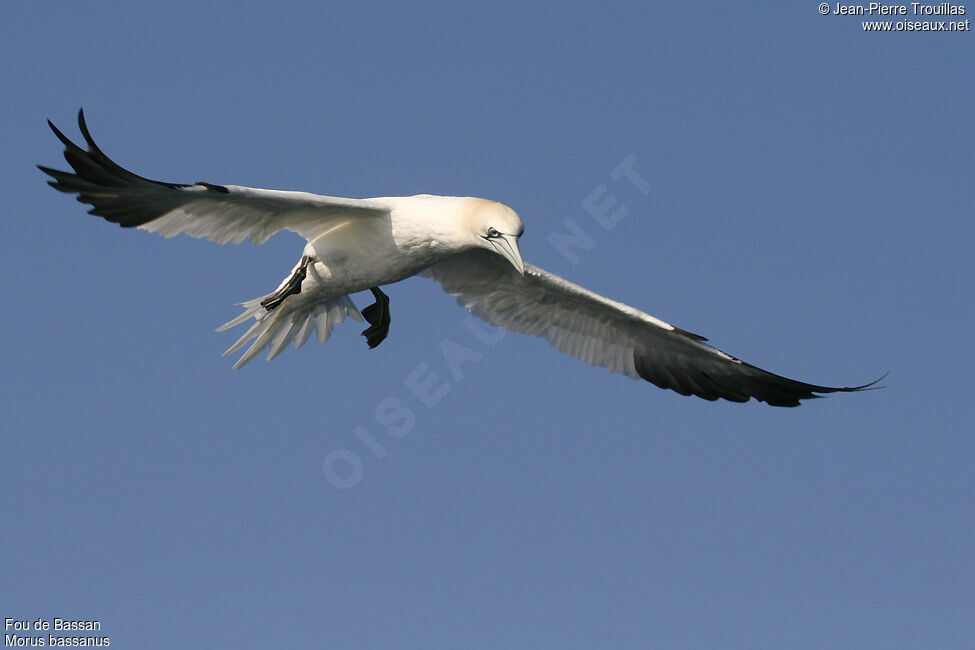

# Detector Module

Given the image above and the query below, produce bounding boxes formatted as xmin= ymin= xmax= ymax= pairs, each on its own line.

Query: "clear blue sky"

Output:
xmin=2 ymin=3 xmax=972 ymax=648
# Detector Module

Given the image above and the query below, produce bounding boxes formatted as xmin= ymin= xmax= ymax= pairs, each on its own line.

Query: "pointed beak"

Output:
xmin=491 ymin=234 xmax=525 ymax=275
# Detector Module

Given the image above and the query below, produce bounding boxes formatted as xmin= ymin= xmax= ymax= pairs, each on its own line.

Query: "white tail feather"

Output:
xmin=293 ymin=316 xmax=315 ymax=350
xmin=214 ymin=298 xmax=263 ymax=332
xmin=266 ymin=318 xmax=300 ymax=361
xmin=217 ymin=293 xmax=363 ymax=369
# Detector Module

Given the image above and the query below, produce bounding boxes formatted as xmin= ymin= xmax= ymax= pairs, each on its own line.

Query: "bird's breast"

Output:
xmin=305 ymin=218 xmax=444 ymax=292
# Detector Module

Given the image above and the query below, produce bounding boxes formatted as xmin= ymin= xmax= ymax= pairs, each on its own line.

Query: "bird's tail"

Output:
xmin=216 ymin=293 xmax=363 ymax=369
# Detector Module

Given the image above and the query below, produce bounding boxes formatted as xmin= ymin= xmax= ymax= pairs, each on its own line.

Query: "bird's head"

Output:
xmin=463 ymin=198 xmax=525 ymax=275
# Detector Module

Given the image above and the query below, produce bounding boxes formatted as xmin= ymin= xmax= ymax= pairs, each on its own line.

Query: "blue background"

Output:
xmin=2 ymin=3 xmax=972 ymax=648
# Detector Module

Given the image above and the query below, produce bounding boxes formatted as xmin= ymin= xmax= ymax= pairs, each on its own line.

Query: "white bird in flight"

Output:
xmin=40 ymin=110 xmax=881 ymax=406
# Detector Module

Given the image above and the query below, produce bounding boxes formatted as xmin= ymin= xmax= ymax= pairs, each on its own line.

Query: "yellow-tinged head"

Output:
xmin=461 ymin=198 xmax=525 ymax=275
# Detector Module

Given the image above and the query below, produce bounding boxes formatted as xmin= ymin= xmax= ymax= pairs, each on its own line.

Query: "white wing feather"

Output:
xmin=423 ymin=249 xmax=879 ymax=406
xmin=39 ymin=110 xmax=389 ymax=245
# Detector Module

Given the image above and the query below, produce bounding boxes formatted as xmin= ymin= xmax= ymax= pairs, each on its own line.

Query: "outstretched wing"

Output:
xmin=39 ymin=109 xmax=389 ymax=244
xmin=423 ymin=249 xmax=882 ymax=406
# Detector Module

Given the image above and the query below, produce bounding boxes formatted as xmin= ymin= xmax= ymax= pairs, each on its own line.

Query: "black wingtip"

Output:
xmin=77 ymin=108 xmax=96 ymax=149
xmin=844 ymin=371 xmax=888 ymax=393
xmin=40 ymin=109 xmax=196 ymax=227
xmin=46 ymin=118 xmax=74 ymax=149
xmin=37 ymin=164 xmax=58 ymax=181
xmin=45 ymin=108 xmax=90 ymax=148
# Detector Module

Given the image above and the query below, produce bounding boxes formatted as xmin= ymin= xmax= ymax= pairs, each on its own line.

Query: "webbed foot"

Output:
xmin=261 ymin=255 xmax=312 ymax=311
xmin=361 ymin=286 xmax=391 ymax=349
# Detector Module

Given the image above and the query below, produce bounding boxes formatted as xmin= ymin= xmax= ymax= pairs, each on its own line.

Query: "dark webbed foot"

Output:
xmin=261 ymin=255 xmax=312 ymax=311
xmin=361 ymin=286 xmax=391 ymax=349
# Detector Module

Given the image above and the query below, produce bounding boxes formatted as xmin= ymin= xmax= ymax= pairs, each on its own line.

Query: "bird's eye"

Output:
xmin=486 ymin=227 xmax=501 ymax=238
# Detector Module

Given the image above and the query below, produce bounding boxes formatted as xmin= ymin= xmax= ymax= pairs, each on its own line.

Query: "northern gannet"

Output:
xmin=39 ymin=111 xmax=881 ymax=406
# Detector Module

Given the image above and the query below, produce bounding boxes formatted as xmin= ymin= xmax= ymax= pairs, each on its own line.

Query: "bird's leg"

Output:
xmin=361 ymin=286 xmax=391 ymax=349
xmin=261 ymin=255 xmax=312 ymax=311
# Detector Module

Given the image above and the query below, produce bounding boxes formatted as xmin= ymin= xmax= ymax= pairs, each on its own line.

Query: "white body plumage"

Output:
xmin=39 ymin=110 xmax=880 ymax=405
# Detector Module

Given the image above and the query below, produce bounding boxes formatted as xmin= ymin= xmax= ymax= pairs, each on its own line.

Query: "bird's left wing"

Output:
xmin=39 ymin=110 xmax=389 ymax=244
xmin=422 ymin=249 xmax=881 ymax=406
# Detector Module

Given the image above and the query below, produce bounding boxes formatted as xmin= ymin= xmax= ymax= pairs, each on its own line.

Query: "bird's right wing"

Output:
xmin=423 ymin=249 xmax=881 ymax=406
xmin=39 ymin=110 xmax=389 ymax=245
